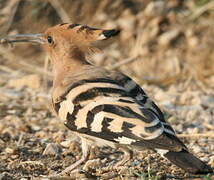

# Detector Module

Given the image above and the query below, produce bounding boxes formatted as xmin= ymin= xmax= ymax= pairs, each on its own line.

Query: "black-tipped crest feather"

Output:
xmin=102 ymin=29 xmax=120 ymax=39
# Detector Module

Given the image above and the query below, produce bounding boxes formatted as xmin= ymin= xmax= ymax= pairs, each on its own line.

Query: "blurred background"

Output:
xmin=0 ymin=0 xmax=214 ymax=87
xmin=0 ymin=0 xmax=213 ymax=179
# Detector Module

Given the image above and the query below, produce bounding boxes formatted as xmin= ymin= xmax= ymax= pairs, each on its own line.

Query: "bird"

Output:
xmin=1 ymin=23 xmax=212 ymax=175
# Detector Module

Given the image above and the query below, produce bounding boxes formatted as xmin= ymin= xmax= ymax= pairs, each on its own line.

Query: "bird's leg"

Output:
xmin=114 ymin=146 xmax=133 ymax=167
xmin=60 ymin=137 xmax=89 ymax=175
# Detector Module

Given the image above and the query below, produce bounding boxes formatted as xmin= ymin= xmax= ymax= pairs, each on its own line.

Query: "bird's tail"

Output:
xmin=164 ymin=149 xmax=213 ymax=174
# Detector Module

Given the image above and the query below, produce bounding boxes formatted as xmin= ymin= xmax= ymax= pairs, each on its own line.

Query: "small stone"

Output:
xmin=60 ymin=140 xmax=72 ymax=148
xmin=42 ymin=143 xmax=62 ymax=155
xmin=154 ymin=89 xmax=172 ymax=102
xmin=158 ymin=29 xmax=180 ymax=46
xmin=0 ymin=172 xmax=14 ymax=180
xmin=31 ymin=125 xmax=41 ymax=131
xmin=187 ymin=36 xmax=199 ymax=48
xmin=186 ymin=110 xmax=199 ymax=122
xmin=144 ymin=1 xmax=166 ymax=16
xmin=209 ymin=155 xmax=214 ymax=166
xmin=4 ymin=147 xmax=14 ymax=154
xmin=69 ymin=169 xmax=87 ymax=179
xmin=11 ymin=155 xmax=19 ymax=159
xmin=192 ymin=145 xmax=202 ymax=153
xmin=200 ymin=156 xmax=209 ymax=162
xmin=201 ymin=95 xmax=214 ymax=107
xmin=83 ymin=159 xmax=101 ymax=171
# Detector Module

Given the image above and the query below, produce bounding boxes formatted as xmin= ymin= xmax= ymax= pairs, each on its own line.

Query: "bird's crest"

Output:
xmin=43 ymin=23 xmax=120 ymax=52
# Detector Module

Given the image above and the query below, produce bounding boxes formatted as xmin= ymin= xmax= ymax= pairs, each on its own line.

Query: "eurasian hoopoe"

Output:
xmin=1 ymin=23 xmax=212 ymax=175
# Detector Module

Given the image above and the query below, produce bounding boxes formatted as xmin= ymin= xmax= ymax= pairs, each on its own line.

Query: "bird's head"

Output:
xmin=0 ymin=23 xmax=120 ymax=63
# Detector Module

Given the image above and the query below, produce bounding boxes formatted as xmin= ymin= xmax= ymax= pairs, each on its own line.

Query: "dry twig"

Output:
xmin=178 ymin=132 xmax=214 ymax=138
xmin=0 ymin=46 xmax=52 ymax=77
xmin=189 ymin=1 xmax=214 ymax=21
xmin=48 ymin=0 xmax=71 ymax=23
xmin=0 ymin=65 xmax=14 ymax=73
xmin=0 ymin=0 xmax=21 ymax=34
xmin=107 ymin=56 xmax=140 ymax=70
xmin=204 ymin=123 xmax=214 ymax=130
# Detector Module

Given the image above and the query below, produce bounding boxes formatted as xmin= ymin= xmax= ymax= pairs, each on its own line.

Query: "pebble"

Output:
xmin=200 ymin=156 xmax=209 ymax=162
xmin=158 ymin=29 xmax=180 ymax=46
xmin=144 ymin=1 xmax=166 ymax=16
xmin=42 ymin=143 xmax=62 ymax=155
xmin=186 ymin=110 xmax=199 ymax=122
xmin=60 ymin=140 xmax=72 ymax=148
xmin=83 ymin=158 xmax=101 ymax=171
xmin=209 ymin=155 xmax=214 ymax=166
xmin=201 ymin=95 xmax=214 ymax=107
xmin=4 ymin=147 xmax=14 ymax=154
xmin=192 ymin=145 xmax=202 ymax=153
xmin=0 ymin=173 xmax=14 ymax=180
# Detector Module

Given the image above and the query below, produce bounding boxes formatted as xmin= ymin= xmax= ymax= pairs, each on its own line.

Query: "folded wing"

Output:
xmin=53 ymin=70 xmax=186 ymax=152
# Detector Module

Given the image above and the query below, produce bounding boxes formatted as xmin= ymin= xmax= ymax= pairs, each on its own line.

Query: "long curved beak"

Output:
xmin=0 ymin=33 xmax=45 ymax=44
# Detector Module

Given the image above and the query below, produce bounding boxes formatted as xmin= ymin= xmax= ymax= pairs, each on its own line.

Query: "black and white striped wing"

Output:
xmin=113 ymin=74 xmax=177 ymax=136
xmin=53 ymin=77 xmax=185 ymax=151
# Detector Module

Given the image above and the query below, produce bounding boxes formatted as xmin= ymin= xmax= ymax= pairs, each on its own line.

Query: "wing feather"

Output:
xmin=53 ymin=71 xmax=186 ymax=151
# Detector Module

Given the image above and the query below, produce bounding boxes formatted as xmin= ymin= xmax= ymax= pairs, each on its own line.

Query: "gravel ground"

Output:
xmin=0 ymin=80 xmax=213 ymax=179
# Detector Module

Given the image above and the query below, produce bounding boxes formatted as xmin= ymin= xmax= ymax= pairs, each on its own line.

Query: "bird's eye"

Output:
xmin=47 ymin=36 xmax=53 ymax=44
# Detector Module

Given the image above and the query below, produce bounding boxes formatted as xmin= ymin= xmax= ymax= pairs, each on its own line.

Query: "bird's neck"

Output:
xmin=50 ymin=49 xmax=90 ymax=87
